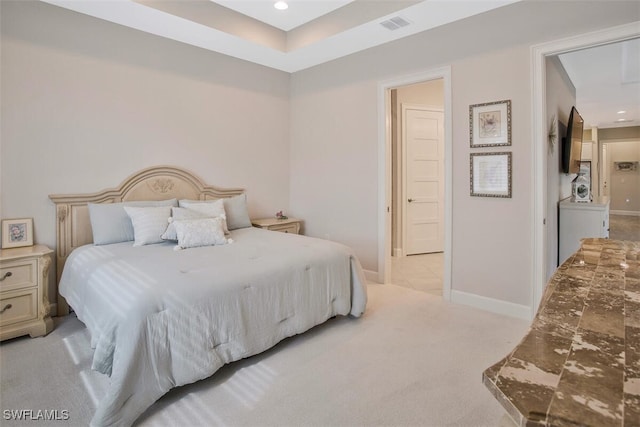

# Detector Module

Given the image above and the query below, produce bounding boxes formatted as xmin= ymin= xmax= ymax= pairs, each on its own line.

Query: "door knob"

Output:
xmin=408 ymin=198 xmax=414 ymax=203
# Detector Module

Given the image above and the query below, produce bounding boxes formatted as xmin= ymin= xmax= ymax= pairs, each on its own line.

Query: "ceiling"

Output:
xmin=41 ymin=0 xmax=521 ymax=72
xmin=212 ymin=0 xmax=356 ymax=31
xmin=559 ymin=38 xmax=640 ymax=130
xmin=41 ymin=0 xmax=639 ymax=129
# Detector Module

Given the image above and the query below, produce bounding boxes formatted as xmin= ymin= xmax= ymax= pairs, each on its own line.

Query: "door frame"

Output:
xmin=378 ymin=67 xmax=452 ymax=300
xmin=531 ymin=21 xmax=639 ymax=317
xmin=401 ymin=104 xmax=445 ymax=256
xmin=600 ymin=138 xmax=640 ymax=214
xmin=601 ymin=142 xmax=609 ymax=198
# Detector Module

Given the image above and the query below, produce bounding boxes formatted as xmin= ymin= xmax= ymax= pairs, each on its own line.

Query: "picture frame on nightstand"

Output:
xmin=1 ymin=218 xmax=34 ymax=249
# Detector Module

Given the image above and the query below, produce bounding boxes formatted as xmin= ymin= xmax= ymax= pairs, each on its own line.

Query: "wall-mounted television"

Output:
xmin=561 ymin=106 xmax=584 ymax=174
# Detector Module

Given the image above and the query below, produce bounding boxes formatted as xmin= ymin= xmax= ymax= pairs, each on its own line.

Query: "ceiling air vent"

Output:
xmin=380 ymin=16 xmax=411 ymax=31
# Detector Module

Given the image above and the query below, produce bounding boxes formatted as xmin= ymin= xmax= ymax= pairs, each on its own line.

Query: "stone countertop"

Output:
xmin=483 ymin=238 xmax=639 ymax=426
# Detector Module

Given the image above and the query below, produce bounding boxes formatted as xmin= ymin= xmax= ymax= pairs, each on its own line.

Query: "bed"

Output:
xmin=48 ymin=166 xmax=367 ymax=427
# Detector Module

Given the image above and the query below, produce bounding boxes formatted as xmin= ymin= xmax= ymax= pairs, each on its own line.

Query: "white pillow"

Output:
xmin=178 ymin=199 xmax=229 ymax=234
xmin=161 ymin=207 xmax=209 ymax=241
xmin=173 ymin=217 xmax=228 ymax=249
xmin=123 ymin=206 xmax=172 ymax=246
xmin=88 ymin=198 xmax=177 ymax=245
xmin=223 ymin=194 xmax=252 ymax=230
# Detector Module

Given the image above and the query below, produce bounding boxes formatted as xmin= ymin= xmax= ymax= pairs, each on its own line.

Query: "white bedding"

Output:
xmin=59 ymin=227 xmax=367 ymax=426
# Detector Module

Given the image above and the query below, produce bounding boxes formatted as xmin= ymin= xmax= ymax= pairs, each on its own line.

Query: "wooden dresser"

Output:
xmin=0 ymin=245 xmax=54 ymax=341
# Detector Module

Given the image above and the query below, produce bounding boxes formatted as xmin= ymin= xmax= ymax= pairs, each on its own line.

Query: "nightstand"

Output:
xmin=0 ymin=245 xmax=54 ymax=341
xmin=251 ymin=217 xmax=302 ymax=234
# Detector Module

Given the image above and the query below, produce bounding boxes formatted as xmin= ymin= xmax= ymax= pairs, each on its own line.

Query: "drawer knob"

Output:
xmin=0 ymin=271 xmax=12 ymax=281
xmin=0 ymin=304 xmax=12 ymax=314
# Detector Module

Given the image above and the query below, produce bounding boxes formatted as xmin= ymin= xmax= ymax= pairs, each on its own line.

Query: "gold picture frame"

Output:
xmin=470 ymin=100 xmax=512 ymax=147
xmin=470 ymin=152 xmax=512 ymax=198
xmin=1 ymin=218 xmax=34 ymax=249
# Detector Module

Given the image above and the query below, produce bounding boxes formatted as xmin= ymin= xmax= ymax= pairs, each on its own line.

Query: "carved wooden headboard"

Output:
xmin=48 ymin=165 xmax=244 ymax=315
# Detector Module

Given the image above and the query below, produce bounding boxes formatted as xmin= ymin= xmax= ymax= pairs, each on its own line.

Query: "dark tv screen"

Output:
xmin=561 ymin=106 xmax=584 ymax=174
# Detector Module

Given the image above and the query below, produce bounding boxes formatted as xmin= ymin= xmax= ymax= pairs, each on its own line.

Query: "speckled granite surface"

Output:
xmin=483 ymin=238 xmax=639 ymax=426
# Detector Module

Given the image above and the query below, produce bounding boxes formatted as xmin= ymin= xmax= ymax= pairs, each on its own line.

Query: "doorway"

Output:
xmin=600 ymin=139 xmax=640 ymax=203
xmin=601 ymin=139 xmax=640 ymax=241
xmin=401 ymin=104 xmax=445 ymax=256
xmin=532 ymin=22 xmax=640 ymax=315
xmin=378 ymin=67 xmax=452 ymax=300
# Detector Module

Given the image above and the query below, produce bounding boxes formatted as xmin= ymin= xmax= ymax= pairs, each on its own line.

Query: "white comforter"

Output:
xmin=59 ymin=227 xmax=367 ymax=426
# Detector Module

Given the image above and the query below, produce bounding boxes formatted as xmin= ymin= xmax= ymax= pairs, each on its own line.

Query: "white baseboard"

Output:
xmin=450 ymin=290 xmax=531 ymax=320
xmin=610 ymin=210 xmax=640 ymax=217
xmin=363 ymin=269 xmax=380 ymax=284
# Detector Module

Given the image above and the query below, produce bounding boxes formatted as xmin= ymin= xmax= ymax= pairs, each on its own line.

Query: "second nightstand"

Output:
xmin=251 ymin=217 xmax=302 ymax=234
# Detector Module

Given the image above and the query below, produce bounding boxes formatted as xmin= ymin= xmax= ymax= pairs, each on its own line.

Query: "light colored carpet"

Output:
xmin=0 ymin=284 xmax=528 ymax=427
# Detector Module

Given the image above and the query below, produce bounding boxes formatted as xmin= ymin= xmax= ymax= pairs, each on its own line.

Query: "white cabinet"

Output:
xmin=559 ymin=196 xmax=609 ymax=265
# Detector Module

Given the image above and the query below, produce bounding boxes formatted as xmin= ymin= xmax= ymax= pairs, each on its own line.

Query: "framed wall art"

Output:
xmin=614 ymin=161 xmax=638 ymax=172
xmin=470 ymin=99 xmax=512 ymax=147
xmin=470 ymin=152 xmax=512 ymax=198
xmin=1 ymin=218 xmax=34 ymax=249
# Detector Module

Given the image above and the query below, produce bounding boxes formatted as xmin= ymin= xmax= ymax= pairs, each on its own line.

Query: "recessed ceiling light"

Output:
xmin=274 ymin=1 xmax=288 ymax=10
xmin=617 ymin=110 xmax=626 ymax=114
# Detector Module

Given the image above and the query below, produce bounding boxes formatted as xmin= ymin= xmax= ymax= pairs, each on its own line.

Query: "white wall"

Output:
xmin=545 ymin=56 xmax=576 ymax=279
xmin=451 ymin=46 xmax=532 ymax=306
xmin=290 ymin=1 xmax=640 ymax=310
xmin=1 ymin=1 xmax=291 ymax=252
xmin=289 ymin=81 xmax=378 ymax=267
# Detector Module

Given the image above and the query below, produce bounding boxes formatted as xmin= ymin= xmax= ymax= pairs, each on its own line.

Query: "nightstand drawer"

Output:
xmin=270 ymin=223 xmax=299 ymax=234
xmin=0 ymin=260 xmax=37 ymax=292
xmin=0 ymin=289 xmax=38 ymax=327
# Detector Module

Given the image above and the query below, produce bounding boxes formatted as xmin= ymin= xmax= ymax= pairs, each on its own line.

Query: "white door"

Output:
xmin=403 ymin=105 xmax=444 ymax=255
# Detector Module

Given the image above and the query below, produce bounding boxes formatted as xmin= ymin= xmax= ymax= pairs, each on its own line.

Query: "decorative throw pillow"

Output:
xmin=223 ymin=194 xmax=252 ymax=230
xmin=124 ymin=206 xmax=173 ymax=246
xmin=161 ymin=207 xmax=210 ymax=241
xmin=88 ymin=198 xmax=177 ymax=245
xmin=178 ymin=199 xmax=229 ymax=233
xmin=173 ymin=217 xmax=228 ymax=249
